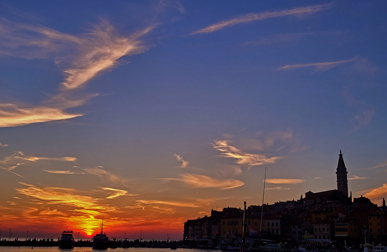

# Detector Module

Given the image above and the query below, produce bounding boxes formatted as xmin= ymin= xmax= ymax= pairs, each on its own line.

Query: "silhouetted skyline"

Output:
xmin=0 ymin=1 xmax=387 ymax=240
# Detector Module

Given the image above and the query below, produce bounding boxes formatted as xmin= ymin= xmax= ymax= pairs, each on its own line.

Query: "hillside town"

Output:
xmin=183 ymin=151 xmax=387 ymax=250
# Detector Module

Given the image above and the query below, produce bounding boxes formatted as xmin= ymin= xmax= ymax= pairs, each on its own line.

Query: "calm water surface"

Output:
xmin=0 ymin=248 xmax=218 ymax=252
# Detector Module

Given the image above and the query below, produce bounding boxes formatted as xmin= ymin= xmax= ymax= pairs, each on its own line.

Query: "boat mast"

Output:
xmin=241 ymin=201 xmax=247 ymax=252
xmin=101 ymin=221 xmax=104 ymax=234
xmin=260 ymin=167 xmax=267 ymax=233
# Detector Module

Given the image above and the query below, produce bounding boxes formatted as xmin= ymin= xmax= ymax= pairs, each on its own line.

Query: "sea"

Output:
xmin=0 ymin=248 xmax=217 ymax=252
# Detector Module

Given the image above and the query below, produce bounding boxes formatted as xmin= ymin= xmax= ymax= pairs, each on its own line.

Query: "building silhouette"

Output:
xmin=336 ymin=150 xmax=348 ymax=198
xmin=183 ymin=151 xmax=387 ymax=245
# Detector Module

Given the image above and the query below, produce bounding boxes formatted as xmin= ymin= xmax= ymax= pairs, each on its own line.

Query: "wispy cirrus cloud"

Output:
xmin=0 ymin=142 xmax=8 ymax=147
xmin=177 ymin=173 xmax=244 ymax=190
xmin=213 ymin=140 xmax=282 ymax=166
xmin=0 ymin=19 xmax=153 ymax=127
xmin=137 ymin=199 xmax=200 ymax=208
xmin=190 ymin=4 xmax=331 ymax=35
xmin=266 ymin=178 xmax=305 ymax=184
xmin=173 ymin=154 xmax=189 ymax=168
xmin=266 ymin=187 xmax=290 ymax=190
xmin=241 ymin=31 xmax=344 ymax=47
xmin=0 ymin=151 xmax=76 ymax=171
xmin=278 ymin=57 xmax=356 ymax=72
xmin=348 ymin=175 xmax=368 ymax=181
xmin=83 ymin=166 xmax=125 ymax=184
xmin=43 ymin=170 xmax=75 ymax=175
xmin=16 ymin=182 xmax=116 ymax=212
xmin=40 ymin=208 xmax=68 ymax=216
xmin=344 ymin=88 xmax=375 ymax=131
xmin=366 ymin=161 xmax=387 ymax=170
xmin=0 ymin=104 xmax=83 ymax=128
xmin=0 ymin=18 xmax=81 ymax=59
xmin=17 ymin=155 xmax=76 ymax=163
xmin=44 ymin=165 xmax=127 ymax=184
xmin=61 ymin=22 xmax=153 ymax=90
xmin=102 ymin=187 xmax=134 ymax=199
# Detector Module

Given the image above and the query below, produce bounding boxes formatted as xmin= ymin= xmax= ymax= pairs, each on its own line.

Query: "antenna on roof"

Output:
xmin=260 ymin=167 xmax=267 ymax=233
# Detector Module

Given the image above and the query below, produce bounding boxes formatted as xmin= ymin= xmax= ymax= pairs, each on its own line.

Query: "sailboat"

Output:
xmin=93 ymin=221 xmax=109 ymax=250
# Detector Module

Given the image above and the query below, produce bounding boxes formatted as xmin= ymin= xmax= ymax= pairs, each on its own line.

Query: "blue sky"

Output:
xmin=0 ymin=0 xmax=387 ymax=239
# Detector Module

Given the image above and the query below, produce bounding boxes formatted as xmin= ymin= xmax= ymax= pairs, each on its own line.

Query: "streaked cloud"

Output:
xmin=344 ymin=88 xmax=375 ymax=131
xmin=0 ymin=18 xmax=81 ymax=59
xmin=18 ymin=155 xmax=76 ymax=163
xmin=102 ymin=187 xmax=131 ymax=199
xmin=149 ymin=205 xmax=176 ymax=215
xmin=278 ymin=57 xmax=355 ymax=72
xmin=0 ymin=151 xmax=76 ymax=171
xmin=266 ymin=178 xmax=305 ymax=184
xmin=16 ymin=182 xmax=116 ymax=212
xmin=213 ymin=140 xmax=282 ymax=166
xmin=0 ymin=142 xmax=8 ymax=147
xmin=61 ymin=23 xmax=153 ymax=90
xmin=4 ymin=170 xmax=27 ymax=180
xmin=40 ymin=208 xmax=67 ymax=216
xmin=43 ymin=170 xmax=75 ymax=175
xmin=0 ymin=19 xmax=153 ymax=127
xmin=266 ymin=187 xmax=290 ymax=190
xmin=351 ymin=108 xmax=375 ymax=131
xmin=367 ymin=161 xmax=387 ymax=170
xmin=242 ymin=33 xmax=304 ymax=47
xmin=156 ymin=0 xmax=186 ymax=15
xmin=137 ymin=200 xmax=200 ymax=208
xmin=173 ymin=154 xmax=189 ymax=168
xmin=348 ymin=175 xmax=368 ymax=181
xmin=364 ymin=183 xmax=387 ymax=202
xmin=82 ymin=166 xmax=120 ymax=181
xmin=0 ymin=19 xmax=153 ymax=90
xmin=190 ymin=4 xmax=331 ymax=35
xmin=0 ymin=104 xmax=83 ymax=128
xmin=22 ymin=207 xmax=39 ymax=217
xmin=178 ymin=173 xmax=244 ymax=190
xmin=216 ymin=165 xmax=242 ymax=177
xmin=239 ymin=131 xmax=293 ymax=151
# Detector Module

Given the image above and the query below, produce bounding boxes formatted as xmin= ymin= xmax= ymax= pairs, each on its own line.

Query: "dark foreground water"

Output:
xmin=0 ymin=248 xmax=217 ymax=252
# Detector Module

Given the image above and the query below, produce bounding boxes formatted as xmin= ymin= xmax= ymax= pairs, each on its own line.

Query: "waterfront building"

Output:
xmin=367 ymin=208 xmax=383 ymax=239
xmin=291 ymin=221 xmax=313 ymax=242
xmin=262 ymin=214 xmax=282 ymax=235
xmin=313 ymin=220 xmax=333 ymax=240
xmin=183 ymin=151 xmax=387 ymax=245
xmin=334 ymin=218 xmax=358 ymax=238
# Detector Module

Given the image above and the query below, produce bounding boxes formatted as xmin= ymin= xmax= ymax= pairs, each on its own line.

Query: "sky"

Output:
xmin=0 ymin=0 xmax=387 ymax=240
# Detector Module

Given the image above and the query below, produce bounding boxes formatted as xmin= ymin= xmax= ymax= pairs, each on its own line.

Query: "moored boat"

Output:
xmin=59 ymin=230 xmax=74 ymax=249
xmin=373 ymin=244 xmax=387 ymax=252
xmin=93 ymin=221 xmax=109 ymax=250
xmin=257 ymin=243 xmax=283 ymax=252
xmin=122 ymin=238 xmax=130 ymax=248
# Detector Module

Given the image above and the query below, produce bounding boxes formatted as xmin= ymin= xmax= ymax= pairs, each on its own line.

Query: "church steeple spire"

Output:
xmin=336 ymin=150 xmax=348 ymax=198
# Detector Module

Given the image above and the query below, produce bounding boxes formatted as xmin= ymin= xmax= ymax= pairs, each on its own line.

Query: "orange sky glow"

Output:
xmin=1 ymin=0 xmax=387 ymax=241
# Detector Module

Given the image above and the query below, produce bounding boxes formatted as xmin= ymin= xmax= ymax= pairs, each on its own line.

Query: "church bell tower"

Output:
xmin=336 ymin=150 xmax=348 ymax=198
